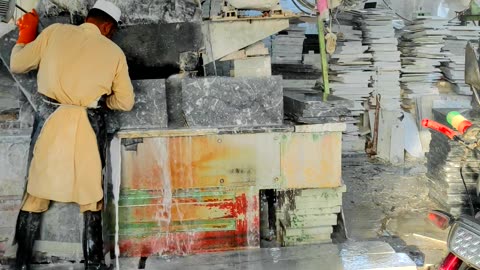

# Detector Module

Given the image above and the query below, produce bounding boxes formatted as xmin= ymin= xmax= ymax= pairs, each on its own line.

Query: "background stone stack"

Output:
xmin=271 ymin=26 xmax=321 ymax=90
xmin=426 ymin=108 xmax=480 ymax=216
xmin=271 ymin=26 xmax=306 ymax=65
xmin=442 ymin=24 xmax=480 ymax=95
xmin=355 ymin=9 xmax=402 ymax=110
xmin=329 ymin=15 xmax=373 ymax=153
xmin=399 ymin=17 xmax=449 ymax=116
xmin=276 ymin=186 xmax=346 ymax=246
xmin=0 ymin=130 xmax=30 ymax=257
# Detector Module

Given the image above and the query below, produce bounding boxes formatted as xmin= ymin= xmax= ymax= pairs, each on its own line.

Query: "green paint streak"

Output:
xmin=118 ymin=189 xmax=236 ymax=206
xmin=116 ymin=219 xmax=236 ymax=236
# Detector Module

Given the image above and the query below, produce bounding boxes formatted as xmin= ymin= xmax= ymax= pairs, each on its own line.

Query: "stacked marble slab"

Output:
xmin=329 ymin=23 xmax=372 ymax=116
xmin=442 ymin=23 xmax=480 ymax=96
xmin=399 ymin=17 xmax=449 ymax=115
xmin=328 ymin=17 xmax=373 ymax=153
xmin=283 ymin=90 xmax=353 ymax=124
xmin=426 ymin=108 xmax=480 ymax=216
xmin=271 ymin=26 xmax=306 ymax=65
xmin=168 ymin=76 xmax=284 ymax=128
xmin=276 ymin=186 xmax=346 ymax=246
xmin=353 ymin=9 xmax=401 ymax=110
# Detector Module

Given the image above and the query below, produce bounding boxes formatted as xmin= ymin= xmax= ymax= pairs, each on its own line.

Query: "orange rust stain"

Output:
xmin=282 ymin=133 xmax=342 ymax=188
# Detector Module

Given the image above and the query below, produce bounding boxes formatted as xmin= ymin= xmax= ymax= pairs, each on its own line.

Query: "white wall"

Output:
xmin=388 ymin=0 xmax=470 ymax=20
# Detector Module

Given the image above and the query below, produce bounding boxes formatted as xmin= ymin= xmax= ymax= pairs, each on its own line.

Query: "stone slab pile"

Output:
xmin=329 ymin=23 xmax=372 ymax=116
xmin=272 ymin=26 xmax=306 ymax=65
xmin=0 ymin=130 xmax=30 ymax=256
xmin=353 ymin=9 xmax=401 ymax=110
xmin=329 ymin=14 xmax=374 ymax=153
xmin=399 ymin=17 xmax=449 ymax=115
xmin=283 ymin=90 xmax=353 ymax=124
xmin=272 ymin=26 xmax=321 ymax=90
xmin=426 ymin=108 xmax=480 ymax=216
xmin=442 ymin=23 xmax=480 ymax=95
xmin=276 ymin=186 xmax=346 ymax=246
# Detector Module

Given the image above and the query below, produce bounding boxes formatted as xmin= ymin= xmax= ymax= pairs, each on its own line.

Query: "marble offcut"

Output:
xmin=107 ymin=79 xmax=167 ymax=132
xmin=181 ymin=76 xmax=284 ymax=127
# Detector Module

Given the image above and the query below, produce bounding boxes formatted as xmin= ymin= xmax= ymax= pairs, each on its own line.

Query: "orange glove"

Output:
xmin=16 ymin=9 xmax=39 ymax=44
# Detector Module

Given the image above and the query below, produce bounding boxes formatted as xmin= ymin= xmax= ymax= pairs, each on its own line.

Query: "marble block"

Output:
xmin=108 ymin=79 xmax=167 ymax=132
xmin=181 ymin=76 xmax=284 ymax=127
xmin=284 ymin=92 xmax=353 ymax=118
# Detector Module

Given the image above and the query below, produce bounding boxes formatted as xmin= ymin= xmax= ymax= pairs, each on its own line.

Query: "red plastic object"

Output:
xmin=428 ymin=211 xmax=451 ymax=230
xmin=439 ymin=253 xmax=463 ymax=270
xmin=457 ymin=120 xmax=473 ymax=134
xmin=422 ymin=119 xmax=459 ymax=140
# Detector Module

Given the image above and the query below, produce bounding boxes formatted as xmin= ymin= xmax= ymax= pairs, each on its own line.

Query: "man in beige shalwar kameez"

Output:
xmin=10 ymin=1 xmax=134 ymax=269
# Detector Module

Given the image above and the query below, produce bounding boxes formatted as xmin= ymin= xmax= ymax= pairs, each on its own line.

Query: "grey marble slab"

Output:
xmin=181 ymin=76 xmax=283 ymax=127
xmin=43 ymin=0 xmax=201 ymax=25
xmin=0 ymin=29 xmax=42 ymax=112
xmin=107 ymin=79 xmax=167 ymax=132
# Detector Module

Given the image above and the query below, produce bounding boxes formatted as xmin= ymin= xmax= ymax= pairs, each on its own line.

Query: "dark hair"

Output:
xmin=86 ymin=8 xmax=117 ymax=27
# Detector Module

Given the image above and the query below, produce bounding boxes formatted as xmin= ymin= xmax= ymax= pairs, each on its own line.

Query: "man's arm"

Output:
xmin=106 ymin=55 xmax=135 ymax=111
xmin=10 ymin=24 xmax=57 ymax=74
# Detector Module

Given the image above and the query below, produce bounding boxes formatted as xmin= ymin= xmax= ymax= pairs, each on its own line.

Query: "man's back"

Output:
xmin=11 ymin=22 xmax=134 ymax=110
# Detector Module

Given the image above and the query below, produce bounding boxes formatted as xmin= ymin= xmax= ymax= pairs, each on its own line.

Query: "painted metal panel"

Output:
xmin=120 ymin=134 xmax=281 ymax=189
xmin=280 ymin=132 xmax=342 ymax=188
xmin=113 ymin=187 xmax=259 ymax=257
xmin=111 ymin=128 xmax=343 ymax=257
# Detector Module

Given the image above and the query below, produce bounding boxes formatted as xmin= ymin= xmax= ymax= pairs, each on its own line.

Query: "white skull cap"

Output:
xmin=92 ymin=0 xmax=121 ymax=23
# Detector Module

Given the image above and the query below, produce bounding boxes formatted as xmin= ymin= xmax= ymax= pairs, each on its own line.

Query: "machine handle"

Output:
xmin=421 ymin=119 xmax=459 ymax=140
xmin=446 ymin=111 xmax=473 ymax=134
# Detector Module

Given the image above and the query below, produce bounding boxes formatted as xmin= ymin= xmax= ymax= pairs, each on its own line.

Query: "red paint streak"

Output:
xmin=117 ymin=194 xmax=260 ymax=257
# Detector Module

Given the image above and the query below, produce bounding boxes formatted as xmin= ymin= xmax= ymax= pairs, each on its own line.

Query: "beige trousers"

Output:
xmin=22 ymin=193 xmax=103 ymax=213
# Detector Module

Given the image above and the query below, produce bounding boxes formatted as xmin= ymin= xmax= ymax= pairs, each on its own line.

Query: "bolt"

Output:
xmin=217 ymin=139 xmax=222 ymax=143
xmin=220 ymin=178 xmax=225 ymax=184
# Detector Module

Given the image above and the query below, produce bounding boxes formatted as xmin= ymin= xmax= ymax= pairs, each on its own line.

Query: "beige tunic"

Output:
xmin=11 ymin=22 xmax=135 ymax=205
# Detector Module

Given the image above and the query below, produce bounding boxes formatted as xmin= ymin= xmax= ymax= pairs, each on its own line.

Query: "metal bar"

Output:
xmin=317 ymin=14 xmax=330 ymax=98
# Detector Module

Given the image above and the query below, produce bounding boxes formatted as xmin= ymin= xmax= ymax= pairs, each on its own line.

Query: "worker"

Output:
xmin=10 ymin=1 xmax=134 ymax=269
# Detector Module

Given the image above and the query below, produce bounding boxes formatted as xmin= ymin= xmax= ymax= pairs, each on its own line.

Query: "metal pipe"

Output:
xmin=317 ymin=14 xmax=330 ymax=96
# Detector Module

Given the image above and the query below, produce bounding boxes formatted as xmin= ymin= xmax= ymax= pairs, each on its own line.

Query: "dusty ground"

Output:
xmin=342 ymin=153 xmax=449 ymax=269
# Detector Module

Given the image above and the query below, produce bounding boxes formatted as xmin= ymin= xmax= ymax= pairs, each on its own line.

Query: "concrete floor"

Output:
xmin=0 ymin=153 xmax=447 ymax=270
xmin=0 ymin=241 xmax=417 ymax=270
xmin=342 ymin=153 xmax=449 ymax=269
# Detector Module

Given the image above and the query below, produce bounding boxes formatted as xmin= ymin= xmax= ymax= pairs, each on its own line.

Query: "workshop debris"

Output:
xmin=180 ymin=76 xmax=283 ymax=127
xmin=426 ymin=108 xmax=480 ymax=216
